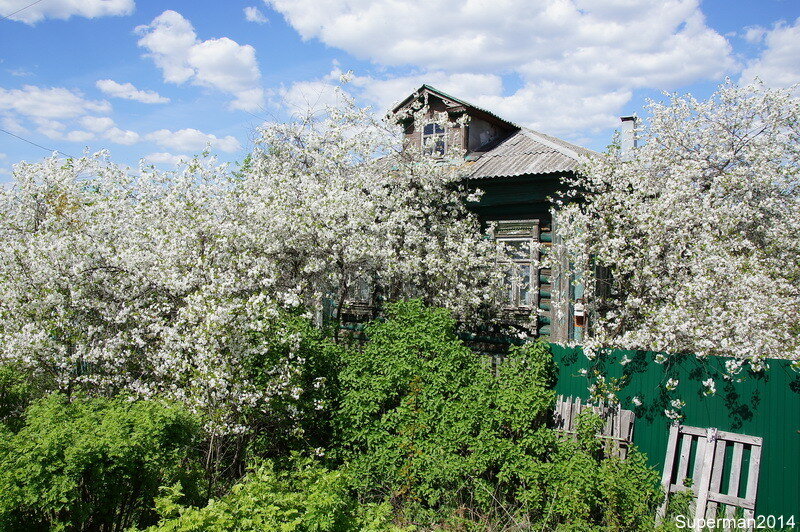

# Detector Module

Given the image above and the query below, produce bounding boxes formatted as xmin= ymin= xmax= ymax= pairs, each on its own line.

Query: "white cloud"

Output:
xmin=8 ymin=68 xmax=32 ymax=77
xmin=80 ymin=116 xmax=115 ymax=132
xmin=0 ymin=0 xmax=134 ymax=25
xmin=136 ymin=10 xmax=265 ymax=111
xmin=64 ymin=130 xmax=95 ymax=143
xmin=268 ymin=0 xmax=737 ymax=138
xmin=96 ymin=79 xmax=169 ymax=104
xmin=278 ymin=80 xmax=346 ymax=115
xmin=244 ymin=6 xmax=268 ymax=24
xmin=0 ymin=153 xmax=6 ymax=159
xmin=0 ymin=85 xmax=111 ymax=119
xmin=143 ymin=152 xmax=189 ymax=166
xmin=349 ymin=71 xmax=504 ymax=112
xmin=33 ymin=118 xmax=66 ymax=139
xmin=104 ymin=127 xmax=140 ymax=145
xmin=740 ymin=18 xmax=800 ymax=87
xmin=77 ymin=116 xmax=140 ymax=145
xmin=2 ymin=116 xmax=27 ymax=135
xmin=145 ymin=128 xmax=241 ymax=153
xmin=743 ymin=25 xmax=767 ymax=44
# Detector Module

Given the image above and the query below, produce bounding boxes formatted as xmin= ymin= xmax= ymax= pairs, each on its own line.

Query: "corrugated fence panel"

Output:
xmin=549 ymin=344 xmax=800 ymax=520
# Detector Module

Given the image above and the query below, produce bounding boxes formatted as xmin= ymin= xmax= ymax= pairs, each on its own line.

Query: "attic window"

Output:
xmin=422 ymin=123 xmax=446 ymax=156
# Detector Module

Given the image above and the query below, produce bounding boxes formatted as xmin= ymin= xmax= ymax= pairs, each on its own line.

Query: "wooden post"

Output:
xmin=657 ymin=424 xmax=680 ymax=524
xmin=693 ymin=428 xmax=718 ymax=532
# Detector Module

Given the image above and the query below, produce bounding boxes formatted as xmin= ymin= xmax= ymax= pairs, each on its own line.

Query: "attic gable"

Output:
xmin=390 ymin=84 xmax=594 ymax=178
xmin=391 ymin=84 xmax=518 ymax=132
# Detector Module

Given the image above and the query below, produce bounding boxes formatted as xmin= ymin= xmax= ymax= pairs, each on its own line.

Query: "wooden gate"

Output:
xmin=553 ymin=395 xmax=635 ymax=458
xmin=657 ymin=424 xmax=763 ymax=531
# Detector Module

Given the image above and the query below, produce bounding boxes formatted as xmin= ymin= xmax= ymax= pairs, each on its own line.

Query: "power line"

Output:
xmin=1 ymin=0 xmax=46 ymax=22
xmin=0 ymin=127 xmax=76 ymax=159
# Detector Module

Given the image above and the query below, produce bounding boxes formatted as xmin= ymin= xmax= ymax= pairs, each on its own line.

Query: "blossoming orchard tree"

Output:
xmin=0 ymin=89 xmax=503 ymax=435
xmin=557 ymin=81 xmax=800 ymax=380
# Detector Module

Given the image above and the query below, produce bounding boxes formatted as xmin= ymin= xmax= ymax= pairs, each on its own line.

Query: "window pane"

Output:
xmin=499 ymin=239 xmax=531 ymax=261
xmin=518 ymin=264 xmax=532 ymax=306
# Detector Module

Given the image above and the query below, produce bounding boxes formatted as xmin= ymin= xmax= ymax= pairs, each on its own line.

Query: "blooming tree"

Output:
xmin=0 ymin=90 xmax=503 ymax=434
xmin=556 ymin=81 xmax=800 ymax=375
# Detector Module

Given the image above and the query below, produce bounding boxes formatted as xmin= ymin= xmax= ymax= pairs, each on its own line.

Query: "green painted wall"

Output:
xmin=550 ymin=345 xmax=800 ymax=519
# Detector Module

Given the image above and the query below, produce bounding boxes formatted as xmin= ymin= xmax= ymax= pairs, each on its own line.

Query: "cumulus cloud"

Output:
xmin=268 ymin=0 xmax=737 ymax=137
xmin=96 ymin=79 xmax=169 ymax=104
xmin=145 ymin=128 xmax=241 ymax=153
xmin=104 ymin=127 xmax=140 ymax=145
xmin=76 ymin=116 xmax=140 ymax=145
xmin=740 ymin=18 xmax=800 ymax=87
xmin=64 ymin=130 xmax=95 ymax=143
xmin=2 ymin=116 xmax=28 ymax=135
xmin=79 ymin=116 xmax=115 ymax=132
xmin=0 ymin=85 xmax=110 ymax=119
xmin=136 ymin=10 xmax=264 ymax=111
xmin=143 ymin=152 xmax=189 ymax=166
xmin=244 ymin=6 xmax=268 ymax=24
xmin=0 ymin=0 xmax=134 ymax=25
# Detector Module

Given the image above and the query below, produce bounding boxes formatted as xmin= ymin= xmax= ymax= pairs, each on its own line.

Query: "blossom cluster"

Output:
xmin=0 ymin=91 xmax=503 ymax=433
xmin=554 ymin=81 xmax=800 ymax=369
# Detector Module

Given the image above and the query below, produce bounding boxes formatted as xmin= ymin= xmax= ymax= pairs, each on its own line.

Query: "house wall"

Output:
xmin=402 ymin=98 xmax=467 ymax=152
xmin=467 ymin=117 xmax=504 ymax=151
xmin=468 ymin=173 xmax=578 ymax=342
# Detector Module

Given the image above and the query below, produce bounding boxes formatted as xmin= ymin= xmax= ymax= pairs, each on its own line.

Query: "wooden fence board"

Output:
xmin=657 ymin=425 xmax=763 ymax=531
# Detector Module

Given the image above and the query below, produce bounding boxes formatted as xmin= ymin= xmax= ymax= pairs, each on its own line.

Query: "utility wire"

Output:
xmin=0 ymin=127 xmax=76 ymax=159
xmin=1 ymin=0 xmax=46 ymax=22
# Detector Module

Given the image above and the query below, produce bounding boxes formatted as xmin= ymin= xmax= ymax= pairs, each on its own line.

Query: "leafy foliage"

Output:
xmin=0 ymin=363 xmax=44 ymax=432
xmin=336 ymin=300 xmax=661 ymax=527
xmin=0 ymin=394 xmax=204 ymax=531
xmin=540 ymin=411 xmax=662 ymax=530
xmin=148 ymin=458 xmax=399 ymax=532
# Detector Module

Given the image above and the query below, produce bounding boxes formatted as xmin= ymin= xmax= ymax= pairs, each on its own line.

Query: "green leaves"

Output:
xmin=336 ymin=300 xmax=557 ymax=518
xmin=148 ymin=458 xmax=395 ymax=532
xmin=0 ymin=394 xmax=203 ymax=531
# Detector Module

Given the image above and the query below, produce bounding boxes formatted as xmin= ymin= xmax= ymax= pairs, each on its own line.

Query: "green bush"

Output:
xmin=0 ymin=363 xmax=43 ymax=433
xmin=148 ymin=457 xmax=400 ymax=532
xmin=0 ymin=394 xmax=204 ymax=531
xmin=539 ymin=411 xmax=662 ymax=530
xmin=335 ymin=300 xmax=557 ymax=520
xmin=240 ymin=311 xmax=343 ymax=461
xmin=335 ymin=299 xmax=662 ymax=527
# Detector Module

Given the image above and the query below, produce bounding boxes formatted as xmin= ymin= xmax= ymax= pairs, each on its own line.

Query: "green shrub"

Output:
xmin=335 ymin=300 xmax=662 ymax=528
xmin=148 ymin=457 xmax=401 ymax=532
xmin=336 ymin=300 xmax=557 ymax=520
xmin=240 ymin=311 xmax=344 ymax=461
xmin=0 ymin=394 xmax=204 ymax=531
xmin=539 ymin=411 xmax=662 ymax=530
xmin=0 ymin=363 xmax=43 ymax=433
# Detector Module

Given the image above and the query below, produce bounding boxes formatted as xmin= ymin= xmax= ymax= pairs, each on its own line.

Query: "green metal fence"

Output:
xmin=550 ymin=344 xmax=800 ymax=520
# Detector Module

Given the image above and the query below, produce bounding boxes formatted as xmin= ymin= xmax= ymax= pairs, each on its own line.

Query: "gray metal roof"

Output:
xmin=463 ymin=128 xmax=595 ymax=179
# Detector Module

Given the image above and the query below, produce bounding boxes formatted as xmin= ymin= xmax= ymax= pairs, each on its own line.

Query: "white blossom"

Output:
xmin=0 ymin=90 xmax=505 ymax=434
xmin=555 ymin=81 xmax=800 ymax=367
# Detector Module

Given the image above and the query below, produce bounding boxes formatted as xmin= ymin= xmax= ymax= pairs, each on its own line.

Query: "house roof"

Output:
xmin=392 ymin=84 xmax=595 ymax=179
xmin=464 ymin=128 xmax=595 ymax=179
xmin=392 ymin=84 xmax=518 ymax=130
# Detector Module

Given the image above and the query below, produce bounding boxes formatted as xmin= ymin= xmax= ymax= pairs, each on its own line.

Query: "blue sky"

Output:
xmin=1 ymin=0 xmax=798 ymax=182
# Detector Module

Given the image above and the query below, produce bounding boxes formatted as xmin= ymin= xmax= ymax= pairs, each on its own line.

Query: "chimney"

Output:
xmin=620 ymin=115 xmax=637 ymax=157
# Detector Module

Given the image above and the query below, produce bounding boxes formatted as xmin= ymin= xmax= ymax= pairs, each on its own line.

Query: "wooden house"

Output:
xmin=390 ymin=84 xmax=594 ymax=344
